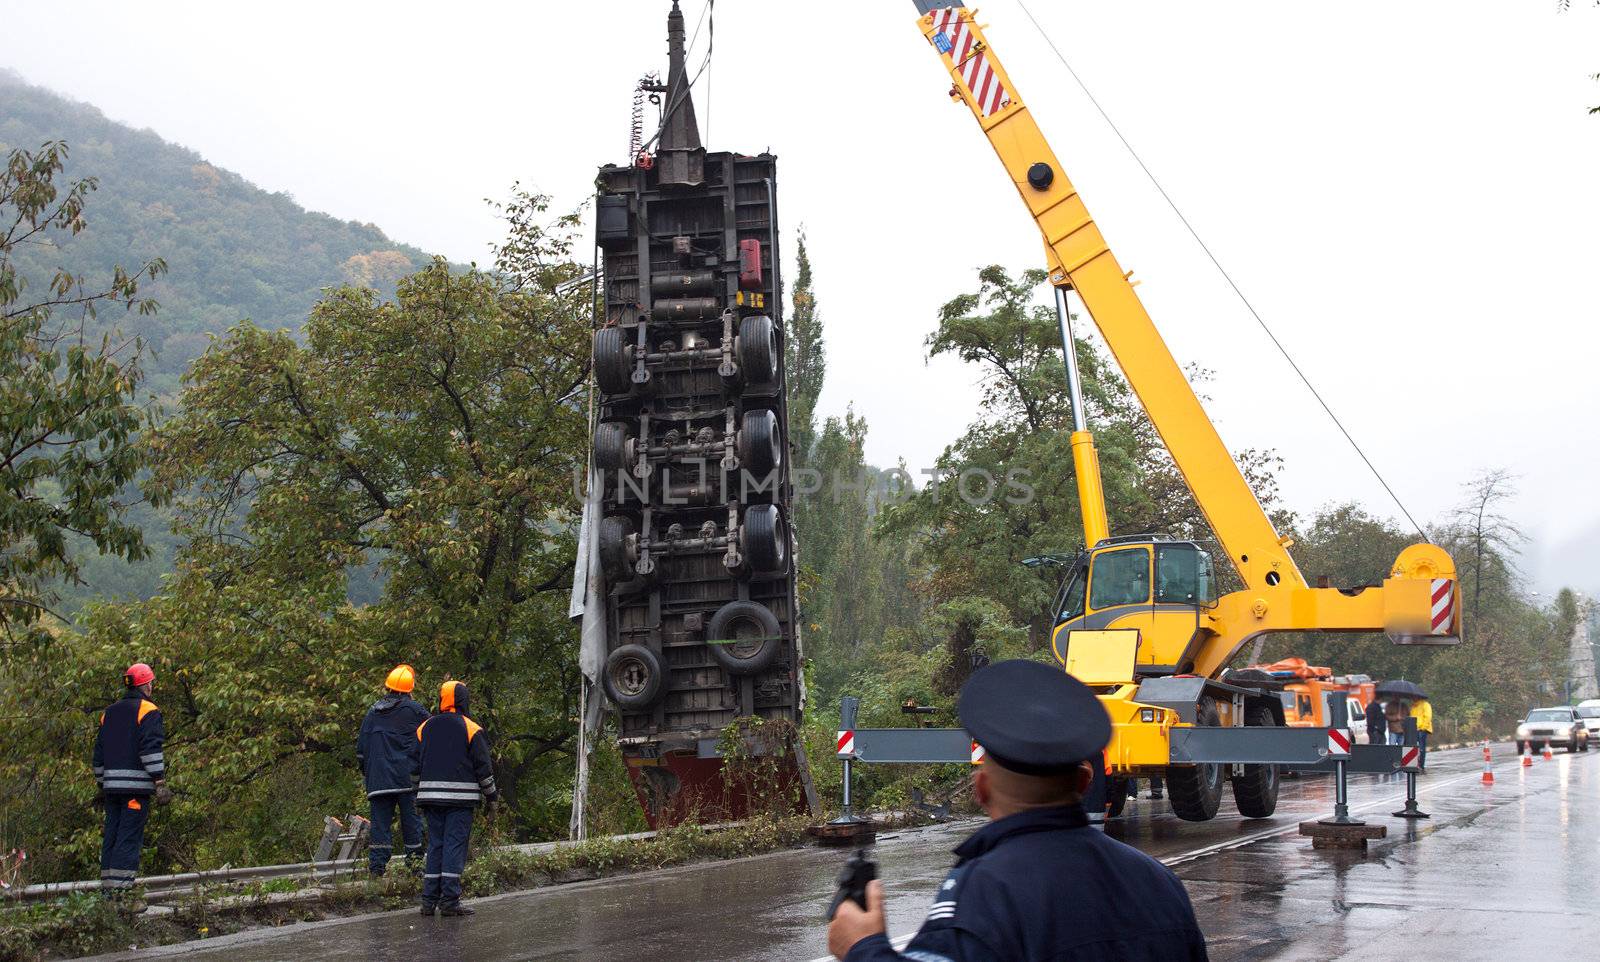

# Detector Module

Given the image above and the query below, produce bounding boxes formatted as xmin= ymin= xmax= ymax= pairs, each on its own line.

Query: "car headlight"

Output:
xmin=1517 ymin=725 xmax=1530 ymax=737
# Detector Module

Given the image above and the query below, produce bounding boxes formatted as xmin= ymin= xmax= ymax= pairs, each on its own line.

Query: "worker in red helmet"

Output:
xmin=92 ymin=662 xmax=170 ymax=906
xmin=414 ymin=680 xmax=499 ymax=917
xmin=356 ymin=664 xmax=430 ymax=876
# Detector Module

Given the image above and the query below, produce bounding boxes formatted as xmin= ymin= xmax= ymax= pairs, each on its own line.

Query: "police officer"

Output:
xmin=92 ymin=662 xmax=171 ymax=903
xmin=414 ymin=680 xmax=499 ymax=917
xmin=356 ymin=664 xmax=430 ymax=876
xmin=828 ymin=660 xmax=1208 ymax=961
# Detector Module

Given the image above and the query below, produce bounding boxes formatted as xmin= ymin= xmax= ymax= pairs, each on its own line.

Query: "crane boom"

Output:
xmin=918 ymin=4 xmax=1299 ymax=592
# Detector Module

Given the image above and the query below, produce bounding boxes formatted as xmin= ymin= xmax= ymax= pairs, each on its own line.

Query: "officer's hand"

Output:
xmin=828 ymin=879 xmax=886 ymax=960
xmin=154 ymin=781 xmax=173 ymax=805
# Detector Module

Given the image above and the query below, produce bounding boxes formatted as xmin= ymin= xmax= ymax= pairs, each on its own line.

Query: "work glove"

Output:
xmin=154 ymin=781 xmax=173 ymax=805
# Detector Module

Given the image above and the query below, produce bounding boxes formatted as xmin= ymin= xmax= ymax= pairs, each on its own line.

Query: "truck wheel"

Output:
xmin=737 ymin=409 xmax=781 ymax=476
xmin=1230 ymin=702 xmax=1281 ymax=819
xmin=598 ymin=515 xmax=637 ymax=582
xmin=1166 ymin=699 xmax=1224 ymax=822
xmin=738 ymin=315 xmax=777 ymax=384
xmin=705 ymin=600 xmax=783 ymax=675
xmin=594 ymin=327 xmax=633 ymax=396
xmin=594 ymin=422 xmax=631 ymax=470
xmin=741 ymin=504 xmax=787 ymax=574
xmin=1105 ymin=777 xmax=1129 ymax=820
xmin=602 ymin=643 xmax=664 ymax=709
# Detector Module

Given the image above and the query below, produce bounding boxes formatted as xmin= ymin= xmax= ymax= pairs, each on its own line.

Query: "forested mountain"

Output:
xmin=0 ymin=69 xmax=431 ymax=395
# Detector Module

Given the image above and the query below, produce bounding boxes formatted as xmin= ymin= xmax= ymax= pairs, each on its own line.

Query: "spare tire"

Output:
xmin=741 ymin=504 xmax=787 ymax=575
xmin=706 ymin=601 xmax=783 ymax=675
xmin=598 ymin=515 xmax=637 ymax=582
xmin=737 ymin=315 xmax=777 ymax=384
xmin=737 ymin=409 xmax=781 ymax=476
xmin=594 ymin=422 xmax=631 ymax=470
xmin=594 ymin=327 xmax=633 ymax=396
xmin=602 ymin=643 xmax=664 ymax=709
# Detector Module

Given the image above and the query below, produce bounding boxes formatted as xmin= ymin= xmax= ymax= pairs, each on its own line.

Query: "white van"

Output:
xmin=1577 ymin=699 xmax=1600 ymax=740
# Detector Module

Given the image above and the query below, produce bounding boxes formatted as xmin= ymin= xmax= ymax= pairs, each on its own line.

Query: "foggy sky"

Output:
xmin=4 ymin=0 xmax=1596 ymax=593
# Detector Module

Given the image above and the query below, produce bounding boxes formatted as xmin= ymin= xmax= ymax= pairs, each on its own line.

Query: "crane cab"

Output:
xmin=1050 ymin=535 xmax=1219 ymax=677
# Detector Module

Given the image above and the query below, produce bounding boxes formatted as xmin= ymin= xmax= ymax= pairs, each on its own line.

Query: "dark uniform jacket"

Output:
xmin=93 ymin=692 xmax=166 ymax=797
xmin=414 ymin=708 xmax=498 ymax=808
xmin=355 ymin=693 xmax=430 ymax=798
xmin=846 ymin=805 xmax=1208 ymax=962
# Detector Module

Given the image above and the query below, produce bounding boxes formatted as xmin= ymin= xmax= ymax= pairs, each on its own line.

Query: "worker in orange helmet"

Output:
xmin=356 ymin=664 xmax=430 ymax=876
xmin=92 ymin=662 xmax=170 ymax=906
xmin=414 ymin=680 xmax=499 ymax=917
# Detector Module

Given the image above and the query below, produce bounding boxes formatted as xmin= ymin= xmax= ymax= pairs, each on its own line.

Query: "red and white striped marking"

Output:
xmin=1400 ymin=746 xmax=1420 ymax=769
xmin=1430 ymin=578 xmax=1454 ymax=634
xmin=835 ymin=730 xmax=855 ymax=757
xmin=970 ymin=741 xmax=986 ymax=765
xmin=1327 ymin=728 xmax=1351 ymax=756
xmin=931 ymin=7 xmax=1011 ymax=117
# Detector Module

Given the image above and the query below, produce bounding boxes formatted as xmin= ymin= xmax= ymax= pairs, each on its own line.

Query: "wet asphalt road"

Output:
xmin=90 ymin=743 xmax=1600 ymax=961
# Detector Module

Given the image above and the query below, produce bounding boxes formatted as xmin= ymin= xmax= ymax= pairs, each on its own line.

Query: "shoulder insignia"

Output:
xmin=137 ymin=700 xmax=160 ymax=723
xmin=925 ymin=866 xmax=968 ymax=923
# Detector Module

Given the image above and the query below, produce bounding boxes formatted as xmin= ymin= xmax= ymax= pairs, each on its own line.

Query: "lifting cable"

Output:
xmin=1012 ymin=0 xmax=1429 ymax=542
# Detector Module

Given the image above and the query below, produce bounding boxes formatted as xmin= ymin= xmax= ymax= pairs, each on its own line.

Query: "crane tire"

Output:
xmin=741 ymin=504 xmax=787 ymax=575
xmin=594 ymin=327 xmax=633 ymax=396
xmin=598 ymin=515 xmax=637 ymax=582
xmin=738 ymin=315 xmax=777 ymax=385
xmin=594 ymin=422 xmax=631 ymax=470
xmin=705 ymin=601 xmax=783 ymax=676
xmin=602 ymin=643 xmax=665 ymax=709
xmin=1166 ymin=699 xmax=1225 ymax=822
xmin=1230 ymin=702 xmax=1281 ymax=819
xmin=738 ymin=409 xmax=781 ymax=476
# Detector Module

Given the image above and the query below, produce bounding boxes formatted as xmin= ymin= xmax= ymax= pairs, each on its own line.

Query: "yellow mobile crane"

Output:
xmin=911 ymin=3 xmax=1463 ymax=820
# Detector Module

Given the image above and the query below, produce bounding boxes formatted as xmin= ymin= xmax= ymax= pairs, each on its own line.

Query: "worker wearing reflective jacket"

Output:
xmin=414 ymin=680 xmax=499 ymax=917
xmin=356 ymin=664 xmax=430 ymax=875
xmin=92 ymin=662 xmax=171 ymax=898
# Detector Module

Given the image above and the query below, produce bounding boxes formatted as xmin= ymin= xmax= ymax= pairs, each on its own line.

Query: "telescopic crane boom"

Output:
xmin=911 ymin=2 xmax=1461 ymax=820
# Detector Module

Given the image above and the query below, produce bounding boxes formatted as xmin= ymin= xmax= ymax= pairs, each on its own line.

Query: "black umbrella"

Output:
xmin=1376 ymin=679 xmax=1427 ymax=700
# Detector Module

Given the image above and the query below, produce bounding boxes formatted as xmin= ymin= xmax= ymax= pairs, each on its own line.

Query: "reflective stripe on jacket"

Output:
xmin=93 ymin=692 xmax=165 ymax=796
xmin=414 ymin=710 xmax=496 ymax=808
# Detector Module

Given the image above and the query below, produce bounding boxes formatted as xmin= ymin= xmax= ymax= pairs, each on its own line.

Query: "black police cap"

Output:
xmin=958 ymin=659 xmax=1112 ymax=776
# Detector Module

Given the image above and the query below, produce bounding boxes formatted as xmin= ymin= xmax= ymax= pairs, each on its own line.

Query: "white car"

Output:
xmin=1577 ymin=700 xmax=1600 ymax=742
xmin=1516 ymin=707 xmax=1591 ymax=754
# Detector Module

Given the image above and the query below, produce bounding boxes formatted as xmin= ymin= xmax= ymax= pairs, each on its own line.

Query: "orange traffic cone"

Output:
xmin=1482 ymin=740 xmax=1492 ymax=762
xmin=1522 ymin=746 xmax=1533 ymax=767
xmin=1482 ymin=742 xmax=1494 ymax=784
xmin=1542 ymin=742 xmax=1553 ymax=761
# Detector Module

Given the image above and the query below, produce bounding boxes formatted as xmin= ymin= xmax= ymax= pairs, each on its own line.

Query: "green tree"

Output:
xmin=0 ymin=141 xmax=164 ymax=638
xmin=785 ymin=229 xmax=825 ymax=465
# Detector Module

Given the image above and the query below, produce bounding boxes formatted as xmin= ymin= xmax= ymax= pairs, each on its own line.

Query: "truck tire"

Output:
xmin=594 ymin=327 xmax=633 ymax=396
xmin=1105 ymin=777 xmax=1130 ymax=820
xmin=1230 ymin=702 xmax=1281 ymax=819
xmin=705 ymin=600 xmax=783 ymax=675
xmin=1166 ymin=699 xmax=1225 ymax=822
xmin=738 ymin=315 xmax=777 ymax=384
xmin=741 ymin=503 xmax=787 ymax=574
xmin=599 ymin=515 xmax=637 ymax=582
xmin=594 ymin=422 xmax=631 ymax=470
xmin=603 ymin=643 xmax=664 ymax=709
xmin=737 ymin=409 xmax=781 ymax=476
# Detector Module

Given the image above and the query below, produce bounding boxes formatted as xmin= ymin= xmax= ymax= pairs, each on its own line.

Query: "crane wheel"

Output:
xmin=1230 ymin=702 xmax=1281 ymax=819
xmin=1166 ymin=699 xmax=1224 ymax=822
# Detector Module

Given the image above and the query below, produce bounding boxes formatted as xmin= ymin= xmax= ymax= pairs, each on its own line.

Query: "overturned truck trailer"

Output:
xmin=585 ymin=1 xmax=808 ymax=826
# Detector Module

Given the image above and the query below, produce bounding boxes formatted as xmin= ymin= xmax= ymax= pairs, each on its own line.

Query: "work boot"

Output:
xmin=369 ymin=864 xmax=386 ymax=879
xmin=1148 ymin=791 xmax=1163 ymax=800
xmin=438 ymin=902 xmax=475 ymax=917
xmin=419 ymin=900 xmax=437 ymax=916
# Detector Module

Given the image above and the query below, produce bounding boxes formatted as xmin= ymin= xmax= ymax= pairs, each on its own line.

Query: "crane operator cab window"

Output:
xmin=1054 ymin=556 xmax=1088 ymax=625
xmin=1089 ymin=547 xmax=1152 ymax=610
xmin=1154 ymin=543 xmax=1218 ymax=607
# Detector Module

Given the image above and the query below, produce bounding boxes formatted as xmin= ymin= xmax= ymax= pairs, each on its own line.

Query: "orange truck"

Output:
xmin=1242 ymin=659 xmax=1376 ymax=745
